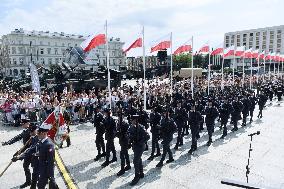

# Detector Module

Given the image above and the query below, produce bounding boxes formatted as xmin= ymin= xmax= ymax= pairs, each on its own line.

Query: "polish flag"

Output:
xmin=174 ymin=45 xmax=192 ymax=55
xmin=223 ymin=46 xmax=235 ymax=57
xmin=81 ymin=34 xmax=106 ymax=52
xmin=270 ymin=53 xmax=276 ymax=61
xmin=150 ymin=41 xmax=171 ymax=53
xmin=123 ymin=38 xmax=142 ymax=53
xmin=265 ymin=53 xmax=271 ymax=61
xmin=211 ymin=47 xmax=223 ymax=55
xmin=251 ymin=49 xmax=259 ymax=59
xmin=235 ymin=46 xmax=245 ymax=56
xmin=39 ymin=107 xmax=68 ymax=145
xmin=198 ymin=44 xmax=210 ymax=54
xmin=257 ymin=51 xmax=265 ymax=60
xmin=242 ymin=49 xmax=252 ymax=58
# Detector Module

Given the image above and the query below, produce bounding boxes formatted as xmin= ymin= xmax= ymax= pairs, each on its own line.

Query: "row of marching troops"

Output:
xmin=1 ymin=80 xmax=283 ymax=187
xmin=91 ymin=81 xmax=283 ymax=186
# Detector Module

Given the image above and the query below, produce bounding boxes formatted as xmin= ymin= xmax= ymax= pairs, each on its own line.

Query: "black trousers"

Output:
xmin=23 ymin=157 xmax=31 ymax=183
xmin=221 ymin=119 xmax=228 ymax=136
xmin=105 ymin=139 xmax=116 ymax=161
xmin=95 ymin=134 xmax=105 ymax=154
xmin=151 ymin=133 xmax=160 ymax=155
xmin=161 ymin=140 xmax=173 ymax=161
xmin=175 ymin=127 xmax=183 ymax=147
xmin=120 ymin=144 xmax=130 ymax=169
xmin=206 ymin=124 xmax=214 ymax=141
xmin=133 ymin=145 xmax=145 ymax=175
xmin=190 ymin=126 xmax=199 ymax=150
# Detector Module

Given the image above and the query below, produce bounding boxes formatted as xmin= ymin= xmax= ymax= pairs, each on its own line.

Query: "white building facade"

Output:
xmin=0 ymin=28 xmax=125 ymax=77
xmin=224 ymin=25 xmax=284 ymax=69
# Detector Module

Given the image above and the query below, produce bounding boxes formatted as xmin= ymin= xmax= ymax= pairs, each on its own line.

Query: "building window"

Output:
xmin=40 ymin=41 xmax=43 ymax=45
xmin=55 ymin=48 xmax=58 ymax=55
xmin=55 ymin=58 xmax=59 ymax=63
xmin=12 ymin=47 xmax=16 ymax=54
xmin=55 ymin=42 xmax=57 ymax=46
xmin=75 ymin=44 xmax=77 ymax=47
xmin=13 ymin=58 xmax=16 ymax=64
xmin=68 ymin=43 xmax=71 ymax=47
xmin=250 ymin=33 xmax=253 ymax=37
xmin=18 ymin=47 xmax=23 ymax=54
xmin=48 ymin=58 xmax=52 ymax=64
xmin=113 ymin=59 xmax=116 ymax=65
xmin=62 ymin=43 xmax=65 ymax=47
xmin=19 ymin=58 xmax=24 ymax=65
xmin=47 ymin=48 xmax=51 ymax=54
xmin=48 ymin=42 xmax=50 ymax=46
xmin=112 ymin=51 xmax=115 ymax=56
xmin=40 ymin=48 xmax=44 ymax=54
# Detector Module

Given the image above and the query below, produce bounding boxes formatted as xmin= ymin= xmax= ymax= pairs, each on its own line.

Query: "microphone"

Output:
xmin=248 ymin=131 xmax=260 ymax=137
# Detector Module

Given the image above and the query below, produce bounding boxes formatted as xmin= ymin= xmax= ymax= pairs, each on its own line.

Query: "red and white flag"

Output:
xmin=257 ymin=51 xmax=265 ymax=60
xmin=123 ymin=38 xmax=142 ymax=53
xmin=173 ymin=45 xmax=192 ymax=55
xmin=251 ymin=49 xmax=259 ymax=59
xmin=211 ymin=47 xmax=223 ymax=55
xmin=39 ymin=107 xmax=68 ymax=145
xmin=265 ymin=53 xmax=271 ymax=61
xmin=223 ymin=46 xmax=235 ymax=57
xmin=242 ymin=49 xmax=252 ymax=58
xmin=198 ymin=44 xmax=210 ymax=54
xmin=81 ymin=33 xmax=106 ymax=52
xmin=235 ymin=46 xmax=245 ymax=56
xmin=150 ymin=41 xmax=171 ymax=53
xmin=274 ymin=54 xmax=280 ymax=62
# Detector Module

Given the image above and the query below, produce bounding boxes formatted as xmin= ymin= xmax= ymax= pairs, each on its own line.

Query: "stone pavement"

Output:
xmin=1 ymin=99 xmax=284 ymax=189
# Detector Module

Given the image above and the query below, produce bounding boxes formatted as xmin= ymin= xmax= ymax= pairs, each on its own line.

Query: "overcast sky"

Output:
xmin=0 ymin=0 xmax=283 ymax=56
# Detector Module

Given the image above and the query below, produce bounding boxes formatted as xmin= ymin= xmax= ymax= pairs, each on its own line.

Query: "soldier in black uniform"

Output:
xmin=2 ymin=118 xmax=32 ymax=188
xmin=61 ymin=109 xmax=71 ymax=148
xmin=257 ymin=90 xmax=268 ymax=118
xmin=241 ymin=94 xmax=252 ymax=127
xmin=138 ymin=106 xmax=149 ymax=151
xmin=276 ymin=84 xmax=283 ymax=104
xmin=173 ymin=101 xmax=187 ymax=150
xmin=231 ymin=96 xmax=244 ymax=132
xmin=156 ymin=108 xmax=176 ymax=167
xmin=116 ymin=108 xmax=131 ymax=176
xmin=93 ymin=105 xmax=106 ymax=161
xmin=204 ymin=100 xmax=219 ymax=146
xmin=249 ymin=92 xmax=257 ymax=123
xmin=148 ymin=107 xmax=161 ymax=160
xmin=12 ymin=125 xmax=39 ymax=189
xmin=101 ymin=108 xmax=117 ymax=167
xmin=188 ymin=104 xmax=203 ymax=154
xmin=128 ymin=115 xmax=150 ymax=186
xmin=219 ymin=97 xmax=233 ymax=139
xmin=37 ymin=127 xmax=59 ymax=189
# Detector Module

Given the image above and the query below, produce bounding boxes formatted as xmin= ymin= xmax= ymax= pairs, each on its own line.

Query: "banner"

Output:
xmin=29 ymin=63 xmax=41 ymax=94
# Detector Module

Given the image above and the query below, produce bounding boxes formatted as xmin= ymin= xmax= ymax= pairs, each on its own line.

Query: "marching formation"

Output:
xmin=1 ymin=74 xmax=284 ymax=188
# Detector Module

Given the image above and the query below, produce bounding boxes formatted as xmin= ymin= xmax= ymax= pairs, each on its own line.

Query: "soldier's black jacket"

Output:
xmin=93 ymin=112 xmax=105 ymax=135
xmin=128 ymin=124 xmax=150 ymax=148
xmin=242 ymin=98 xmax=251 ymax=114
xmin=204 ymin=106 xmax=219 ymax=125
xmin=188 ymin=111 xmax=203 ymax=126
xmin=149 ymin=112 xmax=161 ymax=135
xmin=173 ymin=107 xmax=187 ymax=125
xmin=38 ymin=137 xmax=55 ymax=178
xmin=5 ymin=128 xmax=30 ymax=145
xmin=219 ymin=103 xmax=234 ymax=120
xmin=257 ymin=94 xmax=268 ymax=108
xmin=159 ymin=117 xmax=177 ymax=143
xmin=19 ymin=136 xmax=40 ymax=165
xmin=103 ymin=116 xmax=116 ymax=141
xmin=116 ymin=120 xmax=129 ymax=146
xmin=249 ymin=96 xmax=257 ymax=111
xmin=231 ymin=101 xmax=244 ymax=120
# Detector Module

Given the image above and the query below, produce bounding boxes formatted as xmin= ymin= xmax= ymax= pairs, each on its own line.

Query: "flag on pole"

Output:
xmin=81 ymin=34 xmax=106 ymax=52
xmin=223 ymin=46 xmax=235 ymax=57
xmin=251 ymin=49 xmax=259 ymax=59
xmin=235 ymin=46 xmax=245 ymax=56
xmin=150 ymin=40 xmax=171 ymax=53
xmin=257 ymin=51 xmax=265 ymax=60
xmin=173 ymin=45 xmax=192 ymax=55
xmin=198 ymin=44 xmax=210 ymax=54
xmin=265 ymin=53 xmax=271 ymax=61
xmin=39 ymin=107 xmax=68 ymax=145
xmin=123 ymin=38 xmax=142 ymax=53
xmin=211 ymin=47 xmax=223 ymax=55
xmin=242 ymin=48 xmax=252 ymax=58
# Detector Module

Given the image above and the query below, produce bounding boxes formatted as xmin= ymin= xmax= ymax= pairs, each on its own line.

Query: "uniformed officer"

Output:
xmin=37 ymin=127 xmax=59 ymax=189
xmin=231 ymin=96 xmax=244 ymax=132
xmin=257 ymin=90 xmax=268 ymax=118
xmin=116 ymin=108 xmax=131 ymax=176
xmin=128 ymin=115 xmax=150 ymax=186
xmin=219 ymin=97 xmax=234 ymax=139
xmin=93 ymin=105 xmax=106 ymax=161
xmin=173 ymin=101 xmax=187 ymax=150
xmin=241 ymin=94 xmax=251 ymax=127
xmin=188 ymin=104 xmax=203 ymax=154
xmin=148 ymin=107 xmax=161 ymax=161
xmin=2 ymin=118 xmax=32 ymax=188
xmin=101 ymin=108 xmax=117 ymax=167
xmin=12 ymin=124 xmax=39 ymax=189
xmin=204 ymin=100 xmax=219 ymax=146
xmin=249 ymin=92 xmax=257 ymax=123
xmin=156 ymin=108 xmax=176 ymax=167
xmin=138 ymin=105 xmax=149 ymax=151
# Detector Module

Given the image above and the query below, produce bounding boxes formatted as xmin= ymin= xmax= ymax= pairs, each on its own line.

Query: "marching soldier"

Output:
xmin=188 ymin=104 xmax=203 ymax=154
xmin=231 ymin=96 xmax=244 ymax=132
xmin=204 ymin=100 xmax=219 ymax=146
xmin=241 ymin=94 xmax=251 ymax=127
xmin=148 ymin=107 xmax=161 ymax=160
xmin=101 ymin=108 xmax=117 ymax=167
xmin=249 ymin=92 xmax=257 ymax=123
xmin=138 ymin=105 xmax=149 ymax=151
xmin=173 ymin=101 xmax=187 ymax=150
xmin=2 ymin=118 xmax=32 ymax=188
xmin=156 ymin=108 xmax=176 ymax=167
xmin=116 ymin=108 xmax=131 ymax=176
xmin=128 ymin=115 xmax=150 ymax=186
xmin=93 ymin=105 xmax=106 ymax=161
xmin=257 ymin=90 xmax=268 ymax=118
xmin=219 ymin=97 xmax=234 ymax=139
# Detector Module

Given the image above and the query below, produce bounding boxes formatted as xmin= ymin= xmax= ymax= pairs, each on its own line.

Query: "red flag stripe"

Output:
xmin=173 ymin=45 xmax=192 ymax=55
xmin=82 ymin=34 xmax=106 ymax=52
xmin=123 ymin=38 xmax=142 ymax=53
xmin=150 ymin=41 xmax=171 ymax=53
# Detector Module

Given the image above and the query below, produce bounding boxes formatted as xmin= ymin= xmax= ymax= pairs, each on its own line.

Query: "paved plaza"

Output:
xmin=1 ymin=99 xmax=284 ymax=189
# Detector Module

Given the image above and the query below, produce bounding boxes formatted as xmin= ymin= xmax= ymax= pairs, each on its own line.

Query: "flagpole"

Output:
xmin=242 ymin=56 xmax=245 ymax=87
xmin=142 ymin=26 xmax=146 ymax=111
xmin=208 ymin=51 xmax=211 ymax=95
xmin=257 ymin=55 xmax=260 ymax=84
xmin=273 ymin=56 xmax=276 ymax=75
xmin=170 ymin=32 xmax=173 ymax=99
xmin=105 ymin=20 xmax=111 ymax=109
xmin=269 ymin=55 xmax=271 ymax=80
xmin=221 ymin=47 xmax=224 ymax=91
xmin=250 ymin=55 xmax=253 ymax=90
xmin=263 ymin=56 xmax=266 ymax=80
xmin=277 ymin=55 xmax=280 ymax=77
xmin=233 ymin=45 xmax=236 ymax=86
xmin=282 ymin=57 xmax=284 ymax=79
xmin=191 ymin=36 xmax=194 ymax=98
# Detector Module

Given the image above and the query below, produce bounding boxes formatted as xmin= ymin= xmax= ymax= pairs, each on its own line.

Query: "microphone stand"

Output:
xmin=246 ymin=134 xmax=254 ymax=183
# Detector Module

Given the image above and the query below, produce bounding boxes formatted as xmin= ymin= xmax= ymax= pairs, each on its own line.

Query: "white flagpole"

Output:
xmin=221 ymin=47 xmax=225 ymax=90
xmin=191 ymin=36 xmax=194 ymax=97
xmin=105 ymin=20 xmax=111 ymax=109
xmin=170 ymin=32 xmax=173 ymax=99
xmin=218 ymin=54 xmax=221 ymax=66
xmin=233 ymin=45 xmax=236 ymax=86
xmin=142 ymin=26 xmax=146 ymax=111
xmin=282 ymin=57 xmax=284 ymax=79
xmin=269 ymin=55 xmax=271 ymax=80
xmin=242 ymin=55 xmax=245 ymax=87
xmin=208 ymin=51 xmax=211 ymax=95
xmin=263 ymin=56 xmax=266 ymax=80
xmin=257 ymin=55 xmax=260 ymax=84
xmin=277 ymin=55 xmax=280 ymax=77
xmin=250 ymin=55 xmax=253 ymax=90
xmin=273 ymin=56 xmax=276 ymax=75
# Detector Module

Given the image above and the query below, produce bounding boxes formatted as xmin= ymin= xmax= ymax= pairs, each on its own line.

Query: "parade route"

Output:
xmin=1 ymin=99 xmax=284 ymax=189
